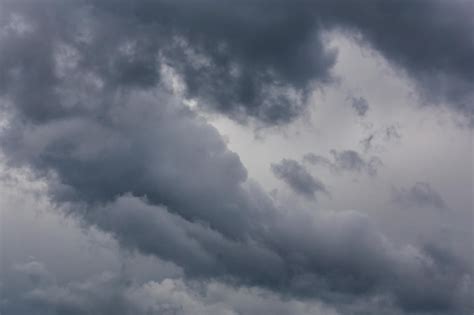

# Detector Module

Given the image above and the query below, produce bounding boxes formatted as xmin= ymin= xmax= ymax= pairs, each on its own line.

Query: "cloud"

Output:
xmin=4 ymin=258 xmax=339 ymax=315
xmin=0 ymin=0 xmax=472 ymax=127
xmin=41 ymin=193 xmax=474 ymax=314
xmin=4 ymin=189 xmax=473 ymax=315
xmin=271 ymin=159 xmax=328 ymax=199
xmin=328 ymin=0 xmax=474 ymax=115
xmin=392 ymin=182 xmax=447 ymax=211
xmin=1 ymin=89 xmax=268 ymax=240
xmin=0 ymin=0 xmax=336 ymax=125
xmin=304 ymin=150 xmax=382 ymax=176
xmin=349 ymin=96 xmax=369 ymax=117
xmin=1 ymin=82 xmax=464 ymax=311
xmin=0 ymin=1 xmax=473 ymax=314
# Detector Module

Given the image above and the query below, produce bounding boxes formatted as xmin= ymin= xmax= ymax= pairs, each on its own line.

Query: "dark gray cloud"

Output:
xmin=392 ymin=182 xmax=447 ymax=211
xmin=72 ymin=195 xmax=474 ymax=314
xmin=327 ymin=0 xmax=474 ymax=116
xmin=304 ymin=150 xmax=382 ymax=176
xmin=0 ymin=0 xmax=336 ymax=125
xmin=1 ymin=90 xmax=266 ymax=240
xmin=383 ymin=125 xmax=402 ymax=143
xmin=271 ymin=159 xmax=328 ymax=199
xmin=2 ymin=169 xmax=472 ymax=315
xmin=349 ymin=96 xmax=369 ymax=117
xmin=1 ymin=84 xmax=470 ymax=313
xmin=360 ymin=134 xmax=375 ymax=153
xmin=100 ymin=0 xmax=474 ymax=118
xmin=0 ymin=1 xmax=473 ymax=314
xmin=2 ymin=258 xmax=340 ymax=315
xmin=1 ymin=0 xmax=472 ymax=127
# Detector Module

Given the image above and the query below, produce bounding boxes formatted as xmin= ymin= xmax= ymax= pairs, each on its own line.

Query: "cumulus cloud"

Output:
xmin=271 ymin=159 xmax=328 ymax=199
xmin=0 ymin=0 xmax=472 ymax=127
xmin=2 ymin=151 xmax=471 ymax=313
xmin=4 ymin=192 xmax=473 ymax=315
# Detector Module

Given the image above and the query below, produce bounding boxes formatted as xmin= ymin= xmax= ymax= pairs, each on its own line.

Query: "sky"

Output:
xmin=0 ymin=1 xmax=473 ymax=314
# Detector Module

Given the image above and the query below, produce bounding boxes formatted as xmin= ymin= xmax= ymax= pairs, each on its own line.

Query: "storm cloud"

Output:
xmin=1 ymin=0 xmax=472 ymax=126
xmin=0 ymin=0 xmax=473 ymax=314
xmin=3 ymin=259 xmax=339 ymax=315
xmin=392 ymin=182 xmax=447 ymax=211
xmin=1 ymin=86 xmax=471 ymax=313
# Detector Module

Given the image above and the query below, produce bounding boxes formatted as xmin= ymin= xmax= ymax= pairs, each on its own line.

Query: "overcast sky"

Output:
xmin=0 ymin=1 xmax=473 ymax=314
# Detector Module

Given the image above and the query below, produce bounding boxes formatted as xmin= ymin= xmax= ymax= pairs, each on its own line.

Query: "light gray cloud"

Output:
xmin=0 ymin=0 xmax=472 ymax=127
xmin=383 ymin=125 xmax=402 ymax=142
xmin=0 ymin=1 xmax=473 ymax=314
xmin=2 ymin=154 xmax=472 ymax=314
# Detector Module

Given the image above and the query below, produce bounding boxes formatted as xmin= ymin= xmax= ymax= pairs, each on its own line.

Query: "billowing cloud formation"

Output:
xmin=349 ymin=96 xmax=369 ymax=117
xmin=1 ymin=0 xmax=472 ymax=127
xmin=0 ymin=1 xmax=473 ymax=314
xmin=330 ymin=0 xmax=474 ymax=112
xmin=271 ymin=159 xmax=327 ymax=199
xmin=0 ymin=0 xmax=335 ymax=125
xmin=304 ymin=150 xmax=382 ymax=176
xmin=2 ymin=163 xmax=472 ymax=315
xmin=2 ymin=118 xmax=472 ymax=314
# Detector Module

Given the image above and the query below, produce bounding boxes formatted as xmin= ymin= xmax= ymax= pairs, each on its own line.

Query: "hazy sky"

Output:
xmin=0 ymin=1 xmax=473 ymax=314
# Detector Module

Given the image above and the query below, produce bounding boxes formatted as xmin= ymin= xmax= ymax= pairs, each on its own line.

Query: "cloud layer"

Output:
xmin=1 ymin=0 xmax=472 ymax=126
xmin=1 ymin=1 xmax=473 ymax=314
